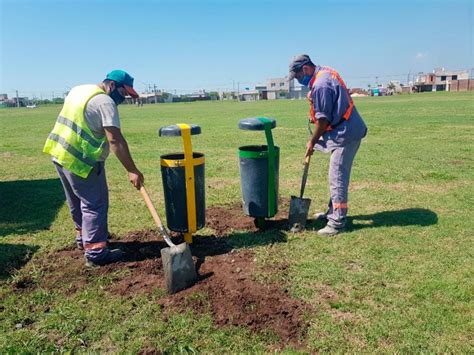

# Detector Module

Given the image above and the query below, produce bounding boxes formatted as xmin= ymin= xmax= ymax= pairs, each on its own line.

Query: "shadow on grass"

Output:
xmin=191 ymin=230 xmax=287 ymax=258
xmin=0 ymin=243 xmax=40 ymax=279
xmin=304 ymin=208 xmax=438 ymax=232
xmin=0 ymin=178 xmax=65 ymax=237
xmin=191 ymin=230 xmax=287 ymax=277
xmin=348 ymin=208 xmax=438 ymax=230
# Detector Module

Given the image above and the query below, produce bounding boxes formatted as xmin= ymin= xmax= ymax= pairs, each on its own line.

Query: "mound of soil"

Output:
xmin=17 ymin=202 xmax=310 ymax=347
xmin=159 ymin=237 xmax=310 ymax=346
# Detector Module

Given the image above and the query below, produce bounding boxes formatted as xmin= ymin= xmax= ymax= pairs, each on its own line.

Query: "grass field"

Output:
xmin=1 ymin=92 xmax=473 ymax=352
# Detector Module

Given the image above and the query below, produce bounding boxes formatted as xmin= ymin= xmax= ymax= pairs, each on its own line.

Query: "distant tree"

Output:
xmin=52 ymin=97 xmax=64 ymax=104
xmin=209 ymin=91 xmax=220 ymax=100
xmin=387 ymin=82 xmax=397 ymax=95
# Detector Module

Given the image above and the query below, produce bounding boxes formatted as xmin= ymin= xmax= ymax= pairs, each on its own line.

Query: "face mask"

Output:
xmin=109 ymin=87 xmax=125 ymax=105
xmin=298 ymin=75 xmax=312 ymax=87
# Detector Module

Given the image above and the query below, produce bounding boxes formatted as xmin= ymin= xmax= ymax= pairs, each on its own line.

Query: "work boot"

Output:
xmin=317 ymin=225 xmax=345 ymax=237
xmin=78 ymin=233 xmax=112 ymax=251
xmin=85 ymin=248 xmax=125 ymax=268
xmin=313 ymin=212 xmax=328 ymax=221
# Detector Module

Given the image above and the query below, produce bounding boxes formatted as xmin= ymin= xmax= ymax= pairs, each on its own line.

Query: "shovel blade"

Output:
xmin=288 ymin=195 xmax=311 ymax=232
xmin=160 ymin=242 xmax=197 ymax=294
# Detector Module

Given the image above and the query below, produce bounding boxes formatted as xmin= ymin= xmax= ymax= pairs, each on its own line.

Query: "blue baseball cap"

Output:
xmin=106 ymin=70 xmax=139 ymax=98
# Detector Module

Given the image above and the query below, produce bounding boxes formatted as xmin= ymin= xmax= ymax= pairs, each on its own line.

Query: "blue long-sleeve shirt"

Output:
xmin=310 ymin=66 xmax=368 ymax=152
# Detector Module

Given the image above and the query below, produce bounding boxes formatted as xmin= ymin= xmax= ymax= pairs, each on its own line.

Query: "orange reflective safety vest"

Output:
xmin=307 ymin=67 xmax=354 ymax=131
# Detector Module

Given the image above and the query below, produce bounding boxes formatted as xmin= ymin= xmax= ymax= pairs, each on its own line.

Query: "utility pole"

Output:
xmin=16 ymin=90 xmax=19 ymax=108
xmin=407 ymin=71 xmax=411 ymax=94
xmin=153 ymin=84 xmax=157 ymax=104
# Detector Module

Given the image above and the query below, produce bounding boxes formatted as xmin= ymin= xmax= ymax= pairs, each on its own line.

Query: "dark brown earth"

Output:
xmin=13 ymin=201 xmax=312 ymax=347
xmin=206 ymin=199 xmax=291 ymax=236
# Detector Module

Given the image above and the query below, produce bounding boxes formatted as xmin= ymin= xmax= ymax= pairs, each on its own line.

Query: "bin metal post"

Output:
xmin=261 ymin=118 xmax=277 ymax=217
xmin=177 ymin=123 xmax=196 ymax=244
xmin=159 ymin=123 xmax=204 ymax=244
xmin=238 ymin=117 xmax=279 ymax=227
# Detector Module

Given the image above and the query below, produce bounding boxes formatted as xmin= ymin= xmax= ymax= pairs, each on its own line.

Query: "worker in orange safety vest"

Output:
xmin=288 ymin=54 xmax=368 ymax=236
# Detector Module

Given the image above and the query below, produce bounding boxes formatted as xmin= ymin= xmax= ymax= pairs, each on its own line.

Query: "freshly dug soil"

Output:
xmin=206 ymin=200 xmax=290 ymax=236
xmin=158 ymin=236 xmax=310 ymax=346
xmin=17 ymin=201 xmax=310 ymax=347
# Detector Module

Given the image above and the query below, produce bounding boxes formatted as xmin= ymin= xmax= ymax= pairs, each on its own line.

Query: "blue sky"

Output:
xmin=1 ymin=0 xmax=473 ymax=98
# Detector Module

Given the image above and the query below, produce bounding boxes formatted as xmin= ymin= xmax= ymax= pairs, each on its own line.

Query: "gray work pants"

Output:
xmin=54 ymin=161 xmax=109 ymax=261
xmin=325 ymin=139 xmax=361 ymax=228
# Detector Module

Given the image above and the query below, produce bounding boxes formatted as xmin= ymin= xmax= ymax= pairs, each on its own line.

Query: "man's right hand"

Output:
xmin=128 ymin=170 xmax=144 ymax=190
xmin=305 ymin=139 xmax=315 ymax=158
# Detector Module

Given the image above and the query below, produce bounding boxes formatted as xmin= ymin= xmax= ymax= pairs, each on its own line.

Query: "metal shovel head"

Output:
xmin=160 ymin=242 xmax=197 ymax=294
xmin=288 ymin=195 xmax=311 ymax=232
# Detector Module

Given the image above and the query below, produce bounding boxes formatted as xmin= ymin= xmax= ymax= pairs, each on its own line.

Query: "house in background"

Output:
xmin=290 ymin=82 xmax=310 ymax=99
xmin=414 ymin=68 xmax=469 ymax=92
xmin=255 ymin=84 xmax=268 ymax=100
xmin=0 ymin=94 xmax=29 ymax=107
xmin=239 ymin=89 xmax=260 ymax=101
xmin=219 ymin=91 xmax=239 ymax=100
xmin=265 ymin=77 xmax=291 ymax=100
xmin=261 ymin=77 xmax=309 ymax=100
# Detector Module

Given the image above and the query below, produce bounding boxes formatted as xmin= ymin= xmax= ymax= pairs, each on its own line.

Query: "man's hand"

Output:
xmin=128 ymin=170 xmax=144 ymax=190
xmin=305 ymin=139 xmax=315 ymax=158
xmin=305 ymin=117 xmax=328 ymax=158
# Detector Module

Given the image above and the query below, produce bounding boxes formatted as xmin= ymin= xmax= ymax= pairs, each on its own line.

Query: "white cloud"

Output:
xmin=415 ymin=52 xmax=428 ymax=60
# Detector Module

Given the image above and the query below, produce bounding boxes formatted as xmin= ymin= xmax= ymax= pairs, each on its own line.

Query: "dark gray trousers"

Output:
xmin=326 ymin=139 xmax=361 ymax=228
xmin=54 ymin=161 xmax=109 ymax=261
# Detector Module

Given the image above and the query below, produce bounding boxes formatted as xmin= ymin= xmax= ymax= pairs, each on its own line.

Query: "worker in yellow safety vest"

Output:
xmin=288 ymin=55 xmax=368 ymax=236
xmin=43 ymin=70 xmax=144 ymax=267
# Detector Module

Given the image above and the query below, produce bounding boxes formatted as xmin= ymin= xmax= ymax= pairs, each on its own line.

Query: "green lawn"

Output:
xmin=1 ymin=92 xmax=473 ymax=352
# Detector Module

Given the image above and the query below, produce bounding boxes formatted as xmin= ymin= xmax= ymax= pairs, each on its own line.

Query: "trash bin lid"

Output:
xmin=238 ymin=117 xmax=276 ymax=131
xmin=159 ymin=124 xmax=201 ymax=137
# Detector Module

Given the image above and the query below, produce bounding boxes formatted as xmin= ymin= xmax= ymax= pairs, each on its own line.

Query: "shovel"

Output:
xmin=288 ymin=155 xmax=312 ymax=232
xmin=139 ymin=186 xmax=197 ymax=294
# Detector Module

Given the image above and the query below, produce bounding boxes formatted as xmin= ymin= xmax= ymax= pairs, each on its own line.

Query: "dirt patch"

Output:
xmin=18 ymin=202 xmax=310 ymax=347
xmin=158 ymin=237 xmax=310 ymax=347
xmin=448 ymin=159 xmax=465 ymax=166
xmin=206 ymin=199 xmax=290 ymax=236
xmin=32 ymin=229 xmax=167 ymax=296
xmin=12 ymin=276 xmax=36 ymax=291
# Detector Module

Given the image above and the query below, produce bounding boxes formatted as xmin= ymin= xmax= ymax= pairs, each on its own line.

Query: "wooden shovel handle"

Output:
xmin=139 ymin=186 xmax=174 ymax=247
xmin=300 ymin=155 xmax=311 ymax=198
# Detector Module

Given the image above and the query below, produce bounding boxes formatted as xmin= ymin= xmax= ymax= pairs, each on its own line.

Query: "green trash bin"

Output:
xmin=238 ymin=117 xmax=279 ymax=227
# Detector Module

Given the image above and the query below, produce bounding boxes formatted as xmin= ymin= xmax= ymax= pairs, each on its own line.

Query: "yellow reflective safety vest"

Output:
xmin=43 ymin=85 xmax=107 ymax=178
